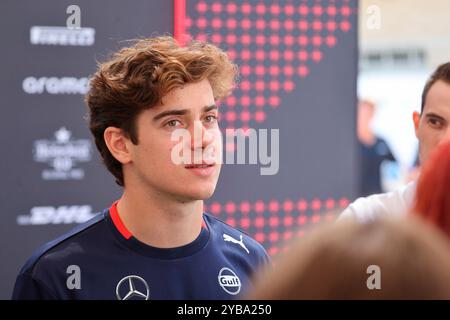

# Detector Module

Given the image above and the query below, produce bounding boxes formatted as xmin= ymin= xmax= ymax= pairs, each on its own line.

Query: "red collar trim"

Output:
xmin=109 ymin=201 xmax=132 ymax=240
xmin=109 ymin=201 xmax=207 ymax=240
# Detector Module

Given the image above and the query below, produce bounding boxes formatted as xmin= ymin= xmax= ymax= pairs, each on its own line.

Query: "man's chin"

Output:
xmin=188 ymin=189 xmax=216 ymax=201
xmin=174 ymin=188 xmax=216 ymax=203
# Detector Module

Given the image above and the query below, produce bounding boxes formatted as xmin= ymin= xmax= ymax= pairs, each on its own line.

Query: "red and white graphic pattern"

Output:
xmin=185 ymin=0 xmax=356 ymax=129
xmin=204 ymin=197 xmax=349 ymax=255
xmin=178 ymin=0 xmax=357 ymax=254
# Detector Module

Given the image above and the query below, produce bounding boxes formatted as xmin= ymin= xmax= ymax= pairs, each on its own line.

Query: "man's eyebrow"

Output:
xmin=152 ymin=105 xmax=217 ymax=121
xmin=153 ymin=109 xmax=188 ymax=121
xmin=425 ymin=112 xmax=446 ymax=120
xmin=203 ymin=104 xmax=218 ymax=112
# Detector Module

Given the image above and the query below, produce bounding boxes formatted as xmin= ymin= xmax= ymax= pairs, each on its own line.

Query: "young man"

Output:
xmin=340 ymin=62 xmax=450 ymax=222
xmin=12 ymin=36 xmax=269 ymax=300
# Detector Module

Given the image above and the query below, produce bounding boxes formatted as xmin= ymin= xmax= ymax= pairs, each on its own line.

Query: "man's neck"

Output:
xmin=116 ymin=186 xmax=204 ymax=249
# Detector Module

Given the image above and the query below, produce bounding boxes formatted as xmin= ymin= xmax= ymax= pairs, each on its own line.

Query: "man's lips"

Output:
xmin=184 ymin=163 xmax=215 ymax=169
xmin=184 ymin=163 xmax=217 ymax=177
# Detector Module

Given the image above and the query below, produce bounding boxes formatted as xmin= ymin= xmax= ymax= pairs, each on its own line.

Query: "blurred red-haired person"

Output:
xmin=413 ymin=139 xmax=450 ymax=236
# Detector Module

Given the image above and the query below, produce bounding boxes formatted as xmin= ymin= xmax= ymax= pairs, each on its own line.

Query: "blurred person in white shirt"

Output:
xmin=340 ymin=62 xmax=450 ymax=222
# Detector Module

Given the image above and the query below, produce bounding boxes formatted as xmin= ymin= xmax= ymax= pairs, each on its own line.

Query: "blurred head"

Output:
xmin=357 ymin=99 xmax=376 ymax=139
xmin=86 ymin=36 xmax=237 ymax=201
xmin=413 ymin=62 xmax=450 ymax=164
xmin=413 ymin=140 xmax=450 ymax=236
xmin=246 ymin=217 xmax=450 ymax=299
xmin=358 ymin=99 xmax=375 ymax=124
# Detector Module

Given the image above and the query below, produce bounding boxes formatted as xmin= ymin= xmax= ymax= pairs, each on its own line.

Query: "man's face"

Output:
xmin=357 ymin=101 xmax=375 ymax=133
xmin=414 ymin=80 xmax=450 ymax=164
xmin=126 ymin=78 xmax=222 ymax=202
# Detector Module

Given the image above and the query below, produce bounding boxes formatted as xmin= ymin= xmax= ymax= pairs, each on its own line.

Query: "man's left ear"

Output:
xmin=413 ymin=111 xmax=421 ymax=138
xmin=104 ymin=127 xmax=133 ymax=165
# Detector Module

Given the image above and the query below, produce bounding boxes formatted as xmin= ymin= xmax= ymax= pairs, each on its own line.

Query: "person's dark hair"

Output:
xmin=421 ymin=62 xmax=450 ymax=112
xmin=85 ymin=36 xmax=238 ymax=186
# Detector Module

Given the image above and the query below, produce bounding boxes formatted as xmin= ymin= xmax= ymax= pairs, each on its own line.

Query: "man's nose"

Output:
xmin=190 ymin=120 xmax=214 ymax=150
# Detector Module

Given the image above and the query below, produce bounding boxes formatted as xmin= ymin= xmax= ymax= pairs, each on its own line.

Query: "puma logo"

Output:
xmin=223 ymin=234 xmax=250 ymax=254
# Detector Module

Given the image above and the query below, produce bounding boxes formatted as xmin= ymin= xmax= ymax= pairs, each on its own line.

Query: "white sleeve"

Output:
xmin=337 ymin=182 xmax=415 ymax=223
xmin=337 ymin=196 xmax=380 ymax=223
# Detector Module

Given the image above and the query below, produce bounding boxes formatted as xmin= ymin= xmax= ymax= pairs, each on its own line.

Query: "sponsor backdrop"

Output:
xmin=0 ymin=0 xmax=358 ymax=299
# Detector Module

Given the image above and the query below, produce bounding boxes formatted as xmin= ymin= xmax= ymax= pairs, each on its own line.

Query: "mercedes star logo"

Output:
xmin=116 ymin=275 xmax=150 ymax=300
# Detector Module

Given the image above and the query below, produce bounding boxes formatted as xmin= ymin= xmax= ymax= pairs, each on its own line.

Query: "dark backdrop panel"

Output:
xmin=0 ymin=0 xmax=173 ymax=299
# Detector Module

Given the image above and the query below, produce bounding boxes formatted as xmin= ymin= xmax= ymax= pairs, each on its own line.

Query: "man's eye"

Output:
xmin=204 ymin=115 xmax=218 ymax=123
xmin=428 ymin=118 xmax=443 ymax=128
xmin=166 ymin=120 xmax=182 ymax=127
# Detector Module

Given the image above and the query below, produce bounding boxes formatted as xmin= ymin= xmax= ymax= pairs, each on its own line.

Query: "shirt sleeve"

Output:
xmin=338 ymin=204 xmax=357 ymax=220
xmin=256 ymin=241 xmax=271 ymax=267
xmin=337 ymin=196 xmax=381 ymax=223
xmin=12 ymin=273 xmax=57 ymax=300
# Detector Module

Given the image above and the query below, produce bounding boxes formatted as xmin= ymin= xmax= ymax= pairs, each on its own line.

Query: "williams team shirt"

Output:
xmin=12 ymin=202 xmax=269 ymax=300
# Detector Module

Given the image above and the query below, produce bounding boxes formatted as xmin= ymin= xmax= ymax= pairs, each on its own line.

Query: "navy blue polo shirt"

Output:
xmin=12 ymin=202 xmax=269 ymax=300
